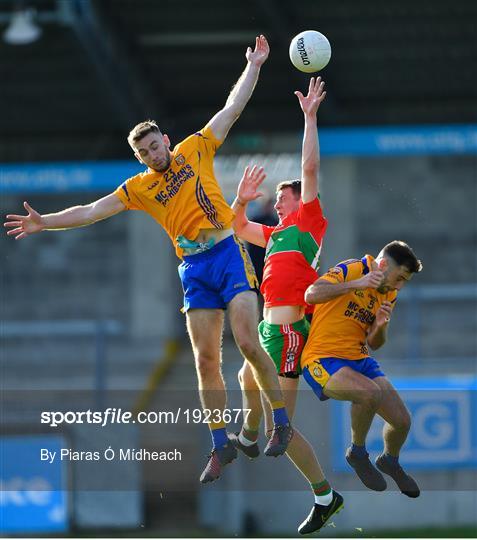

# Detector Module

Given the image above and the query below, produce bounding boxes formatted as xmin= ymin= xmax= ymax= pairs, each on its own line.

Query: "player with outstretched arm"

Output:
xmin=231 ymin=77 xmax=343 ymax=534
xmin=4 ymin=35 xmax=293 ymax=484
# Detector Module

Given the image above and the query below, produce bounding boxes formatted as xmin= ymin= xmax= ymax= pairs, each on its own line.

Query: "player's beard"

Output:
xmin=376 ymin=273 xmax=391 ymax=294
xmin=152 ymin=153 xmax=172 ymax=172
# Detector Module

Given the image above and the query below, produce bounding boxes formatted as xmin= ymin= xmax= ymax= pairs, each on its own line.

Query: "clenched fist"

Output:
xmin=355 ymin=270 xmax=384 ymax=290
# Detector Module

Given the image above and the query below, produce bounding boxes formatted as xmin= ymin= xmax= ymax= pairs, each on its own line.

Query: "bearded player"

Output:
xmin=302 ymin=241 xmax=422 ymax=497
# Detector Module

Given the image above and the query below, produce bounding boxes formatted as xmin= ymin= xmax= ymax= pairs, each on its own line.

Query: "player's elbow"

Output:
xmin=367 ymin=341 xmax=378 ymax=351
xmin=82 ymin=204 xmax=99 ymax=225
xmin=302 ymin=162 xmax=319 ymax=178
xmin=305 ymin=283 xmax=329 ymax=305
xmin=222 ymin=103 xmax=241 ymax=124
xmin=304 ymin=286 xmax=319 ymax=305
xmin=367 ymin=338 xmax=384 ymax=351
xmin=86 ymin=203 xmax=112 ymax=225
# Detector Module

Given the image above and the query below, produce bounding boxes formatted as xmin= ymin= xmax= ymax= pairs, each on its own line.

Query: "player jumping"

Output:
xmin=4 ymin=35 xmax=293 ymax=484
xmin=302 ymin=241 xmax=422 ymax=497
xmin=231 ymin=77 xmax=343 ymax=535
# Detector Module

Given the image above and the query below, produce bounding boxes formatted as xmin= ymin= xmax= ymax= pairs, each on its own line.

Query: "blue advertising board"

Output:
xmin=0 ymin=435 xmax=69 ymax=534
xmin=1 ymin=125 xmax=476 ymax=194
xmin=331 ymin=376 xmax=477 ymax=471
xmin=0 ymin=160 xmax=143 ymax=194
xmin=319 ymin=124 xmax=477 ymax=156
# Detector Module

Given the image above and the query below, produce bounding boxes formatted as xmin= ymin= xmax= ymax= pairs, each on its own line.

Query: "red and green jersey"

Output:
xmin=261 ymin=197 xmax=327 ymax=308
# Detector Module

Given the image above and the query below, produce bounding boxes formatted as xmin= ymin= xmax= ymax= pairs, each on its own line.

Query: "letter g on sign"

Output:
xmin=413 ymin=403 xmax=453 ymax=448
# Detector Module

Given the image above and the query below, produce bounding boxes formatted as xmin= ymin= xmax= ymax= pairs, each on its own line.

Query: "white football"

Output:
xmin=289 ymin=30 xmax=331 ymax=73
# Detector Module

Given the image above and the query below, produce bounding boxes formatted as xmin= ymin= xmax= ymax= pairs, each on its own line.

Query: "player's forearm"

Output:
xmin=225 ymin=63 xmax=261 ymax=117
xmin=302 ymin=114 xmax=319 ymax=176
xmin=367 ymin=322 xmax=388 ymax=350
xmin=300 ymin=114 xmax=320 ymax=202
xmin=42 ymin=205 xmax=101 ymax=230
xmin=305 ymin=279 xmax=357 ymax=304
xmin=231 ymin=197 xmax=249 ymax=233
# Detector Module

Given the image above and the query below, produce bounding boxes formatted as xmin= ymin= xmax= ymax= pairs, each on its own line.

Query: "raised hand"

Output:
xmin=237 ymin=165 xmax=266 ymax=203
xmin=294 ymin=76 xmax=326 ymax=116
xmin=356 ymin=270 xmax=385 ymax=290
xmin=246 ymin=35 xmax=270 ymax=67
xmin=375 ymin=301 xmax=393 ymax=325
xmin=4 ymin=201 xmax=44 ymax=240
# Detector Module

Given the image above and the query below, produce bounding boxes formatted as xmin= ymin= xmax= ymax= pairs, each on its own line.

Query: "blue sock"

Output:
xmin=383 ymin=452 xmax=399 ymax=465
xmin=272 ymin=406 xmax=289 ymax=427
xmin=351 ymin=443 xmax=367 ymax=457
xmin=211 ymin=427 xmax=228 ymax=449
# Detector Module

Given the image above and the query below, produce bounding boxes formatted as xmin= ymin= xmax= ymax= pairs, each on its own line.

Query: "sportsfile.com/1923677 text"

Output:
xmin=40 ymin=408 xmax=251 ymax=427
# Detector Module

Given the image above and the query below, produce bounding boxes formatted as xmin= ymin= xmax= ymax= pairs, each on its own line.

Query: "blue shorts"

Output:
xmin=302 ymin=356 xmax=385 ymax=401
xmin=178 ymin=235 xmax=258 ymax=311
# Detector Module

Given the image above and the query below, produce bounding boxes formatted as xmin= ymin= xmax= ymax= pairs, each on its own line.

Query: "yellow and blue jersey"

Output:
xmin=114 ymin=126 xmax=235 ymax=259
xmin=301 ymin=254 xmax=398 ymax=364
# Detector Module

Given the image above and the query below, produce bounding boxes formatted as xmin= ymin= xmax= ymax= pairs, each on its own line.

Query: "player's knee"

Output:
xmin=394 ymin=408 xmax=411 ymax=433
xmin=235 ymin=335 xmax=262 ymax=363
xmin=195 ymin=354 xmax=220 ymax=380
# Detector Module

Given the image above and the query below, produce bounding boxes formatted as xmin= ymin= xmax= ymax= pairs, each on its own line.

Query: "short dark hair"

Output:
xmin=383 ymin=241 xmax=423 ymax=273
xmin=276 ymin=179 xmax=301 ymax=198
xmin=128 ymin=120 xmax=161 ymax=147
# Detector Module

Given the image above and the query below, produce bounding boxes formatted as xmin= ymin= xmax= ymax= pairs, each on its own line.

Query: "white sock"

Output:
xmin=314 ymin=491 xmax=333 ymax=506
xmin=239 ymin=431 xmax=257 ymax=447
